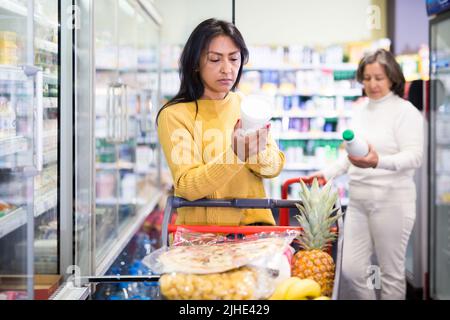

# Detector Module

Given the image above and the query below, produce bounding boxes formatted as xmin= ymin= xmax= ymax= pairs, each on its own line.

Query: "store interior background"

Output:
xmin=0 ymin=0 xmax=447 ymax=300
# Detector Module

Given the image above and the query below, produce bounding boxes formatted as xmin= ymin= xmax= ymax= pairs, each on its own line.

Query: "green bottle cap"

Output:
xmin=342 ymin=130 xmax=354 ymax=141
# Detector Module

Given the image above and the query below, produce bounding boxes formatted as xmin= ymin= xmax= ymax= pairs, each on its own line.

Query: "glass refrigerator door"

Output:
xmin=430 ymin=12 xmax=450 ymax=300
xmin=93 ymin=0 xmax=164 ymax=277
xmin=73 ymin=0 xmax=163 ymax=285
xmin=33 ymin=0 xmax=59 ymax=278
xmin=0 ymin=0 xmax=59 ymax=299
xmin=94 ymin=0 xmax=122 ymax=274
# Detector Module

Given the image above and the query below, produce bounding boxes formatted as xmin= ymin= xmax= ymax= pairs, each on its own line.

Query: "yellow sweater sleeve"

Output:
xmin=158 ymin=107 xmax=245 ymax=201
xmin=246 ymin=134 xmax=285 ymax=178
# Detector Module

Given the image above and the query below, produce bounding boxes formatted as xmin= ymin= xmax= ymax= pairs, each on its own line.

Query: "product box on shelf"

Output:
xmin=0 ymin=274 xmax=62 ymax=300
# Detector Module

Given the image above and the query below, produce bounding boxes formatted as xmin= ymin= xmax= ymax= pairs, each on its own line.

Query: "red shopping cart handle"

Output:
xmin=279 ymin=176 xmax=327 ymax=226
xmin=168 ymin=225 xmax=336 ymax=235
xmin=168 ymin=224 xmax=302 ymax=235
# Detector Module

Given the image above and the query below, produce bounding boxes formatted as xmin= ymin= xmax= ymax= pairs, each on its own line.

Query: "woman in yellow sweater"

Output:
xmin=156 ymin=18 xmax=285 ymax=226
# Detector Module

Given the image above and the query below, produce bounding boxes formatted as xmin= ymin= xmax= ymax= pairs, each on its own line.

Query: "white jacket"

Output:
xmin=322 ymin=92 xmax=424 ymax=202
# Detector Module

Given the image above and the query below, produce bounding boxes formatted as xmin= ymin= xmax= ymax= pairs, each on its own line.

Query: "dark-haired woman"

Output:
xmin=310 ymin=49 xmax=424 ymax=300
xmin=157 ymin=18 xmax=285 ymax=227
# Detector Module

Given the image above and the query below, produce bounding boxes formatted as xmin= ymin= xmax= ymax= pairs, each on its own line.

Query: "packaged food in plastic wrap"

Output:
xmin=159 ymin=266 xmax=275 ymax=300
xmin=142 ymin=229 xmax=299 ymax=300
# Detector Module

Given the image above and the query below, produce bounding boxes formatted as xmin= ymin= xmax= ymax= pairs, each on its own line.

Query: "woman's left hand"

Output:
xmin=348 ymin=144 xmax=379 ymax=169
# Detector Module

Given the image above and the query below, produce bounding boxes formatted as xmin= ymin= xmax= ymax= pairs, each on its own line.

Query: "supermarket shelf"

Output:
xmin=0 ymin=206 xmax=27 ymax=239
xmin=95 ymin=112 xmax=138 ymax=118
xmin=0 ymin=65 xmax=28 ymax=81
xmin=96 ymin=197 xmax=146 ymax=206
xmin=435 ymin=169 xmax=450 ymax=175
xmin=272 ymin=110 xmax=353 ymax=119
xmin=95 ymin=67 xmax=157 ymax=73
xmin=43 ymin=72 xmax=58 ymax=81
xmin=243 ymin=63 xmax=358 ymax=72
xmin=34 ymin=188 xmax=58 ymax=218
xmin=0 ymin=189 xmax=57 ymax=239
xmin=272 ymin=89 xmax=362 ymax=97
xmin=273 ymin=132 xmax=343 ymax=140
xmin=136 ymin=136 xmax=159 ymax=145
xmin=437 ymin=141 xmax=450 ymax=147
xmin=95 ymin=191 xmax=163 ymax=276
xmin=283 ymin=163 xmax=325 ymax=171
xmin=443 ymin=249 xmax=450 ymax=258
xmin=51 ymin=282 xmax=90 ymax=300
xmin=96 ymin=162 xmax=135 ymax=170
xmin=135 ymin=166 xmax=158 ymax=174
xmin=43 ymin=149 xmax=58 ymax=165
xmin=35 ymin=39 xmax=58 ymax=54
xmin=43 ymin=97 xmax=58 ymax=109
xmin=0 ymin=0 xmax=58 ymax=28
xmin=43 ymin=130 xmax=58 ymax=141
xmin=0 ymin=136 xmax=28 ymax=157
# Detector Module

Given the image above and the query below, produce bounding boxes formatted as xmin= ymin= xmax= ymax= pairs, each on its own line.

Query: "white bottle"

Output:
xmin=121 ymin=173 xmax=136 ymax=201
xmin=0 ymin=97 xmax=8 ymax=139
xmin=342 ymin=129 xmax=369 ymax=157
xmin=6 ymin=99 xmax=16 ymax=138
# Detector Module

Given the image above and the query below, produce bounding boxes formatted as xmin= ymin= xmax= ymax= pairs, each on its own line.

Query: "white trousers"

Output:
xmin=339 ymin=198 xmax=416 ymax=300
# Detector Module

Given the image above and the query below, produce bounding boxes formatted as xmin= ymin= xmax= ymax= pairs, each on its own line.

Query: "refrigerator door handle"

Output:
xmin=106 ymin=84 xmax=113 ymax=142
xmin=22 ymin=65 xmax=44 ymax=172
xmin=35 ymin=70 xmax=44 ymax=171
xmin=121 ymin=84 xmax=128 ymax=142
xmin=141 ymin=91 xmax=153 ymax=133
xmin=111 ymin=84 xmax=119 ymax=143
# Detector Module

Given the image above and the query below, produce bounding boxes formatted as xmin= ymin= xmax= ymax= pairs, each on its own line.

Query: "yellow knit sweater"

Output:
xmin=157 ymin=92 xmax=285 ymax=226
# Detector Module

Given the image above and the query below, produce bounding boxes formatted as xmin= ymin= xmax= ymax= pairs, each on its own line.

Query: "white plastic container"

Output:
xmin=240 ymin=94 xmax=273 ymax=134
xmin=342 ymin=129 xmax=369 ymax=157
xmin=122 ymin=173 xmax=136 ymax=201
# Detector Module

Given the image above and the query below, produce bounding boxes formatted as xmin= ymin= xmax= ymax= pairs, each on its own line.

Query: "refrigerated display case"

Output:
xmin=404 ymin=79 xmax=429 ymax=298
xmin=0 ymin=0 xmax=60 ymax=300
xmin=59 ymin=0 xmax=164 ymax=299
xmin=429 ymin=8 xmax=450 ymax=300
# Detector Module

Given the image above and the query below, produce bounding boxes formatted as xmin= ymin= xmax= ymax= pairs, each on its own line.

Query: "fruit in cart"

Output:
xmin=269 ymin=277 xmax=321 ymax=300
xmin=268 ymin=277 xmax=299 ymax=300
xmin=291 ymin=178 xmax=343 ymax=297
xmin=159 ymin=266 xmax=265 ymax=300
xmin=313 ymin=296 xmax=331 ymax=300
xmin=284 ymin=278 xmax=321 ymax=300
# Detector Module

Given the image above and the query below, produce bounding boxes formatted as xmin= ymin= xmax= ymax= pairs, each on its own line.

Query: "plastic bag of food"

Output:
xmin=143 ymin=229 xmax=298 ymax=274
xmin=142 ymin=229 xmax=299 ymax=300
xmin=159 ymin=266 xmax=276 ymax=300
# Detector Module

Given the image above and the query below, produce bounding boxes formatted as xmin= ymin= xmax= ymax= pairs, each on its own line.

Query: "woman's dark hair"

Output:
xmin=156 ymin=18 xmax=249 ymax=124
xmin=356 ymin=49 xmax=406 ymax=97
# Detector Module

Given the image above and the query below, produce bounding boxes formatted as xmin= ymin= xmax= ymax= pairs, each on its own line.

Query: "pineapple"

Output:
xmin=291 ymin=178 xmax=343 ymax=297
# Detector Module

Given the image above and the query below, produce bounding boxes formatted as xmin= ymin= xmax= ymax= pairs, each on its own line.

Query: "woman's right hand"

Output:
xmin=232 ymin=119 xmax=269 ymax=162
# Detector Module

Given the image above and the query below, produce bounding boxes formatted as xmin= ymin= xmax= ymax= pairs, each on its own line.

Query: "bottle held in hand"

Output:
xmin=342 ymin=129 xmax=369 ymax=157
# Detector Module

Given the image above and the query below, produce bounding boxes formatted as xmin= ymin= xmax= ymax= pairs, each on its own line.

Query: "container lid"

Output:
xmin=240 ymin=94 xmax=273 ymax=121
xmin=342 ymin=130 xmax=354 ymax=141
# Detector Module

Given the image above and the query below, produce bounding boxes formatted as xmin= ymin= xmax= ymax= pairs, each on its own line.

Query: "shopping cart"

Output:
xmin=159 ymin=176 xmax=344 ymax=300
xmin=78 ymin=177 xmax=344 ymax=300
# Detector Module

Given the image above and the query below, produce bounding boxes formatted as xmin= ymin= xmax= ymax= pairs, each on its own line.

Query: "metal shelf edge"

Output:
xmin=94 ymin=191 xmax=163 ymax=276
xmin=50 ymin=282 xmax=90 ymax=300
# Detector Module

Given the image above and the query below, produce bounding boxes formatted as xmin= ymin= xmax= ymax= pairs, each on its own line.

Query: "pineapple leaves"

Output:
xmin=294 ymin=177 xmax=342 ymax=251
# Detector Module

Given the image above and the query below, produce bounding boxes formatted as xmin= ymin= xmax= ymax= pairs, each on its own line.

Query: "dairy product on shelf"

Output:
xmin=0 ymin=31 xmax=18 ymax=65
xmin=121 ymin=174 xmax=136 ymax=201
xmin=96 ymin=172 xmax=116 ymax=199
xmin=0 ymin=97 xmax=16 ymax=139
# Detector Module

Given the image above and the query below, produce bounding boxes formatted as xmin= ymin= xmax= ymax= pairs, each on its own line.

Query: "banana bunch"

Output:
xmin=269 ymin=277 xmax=330 ymax=300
